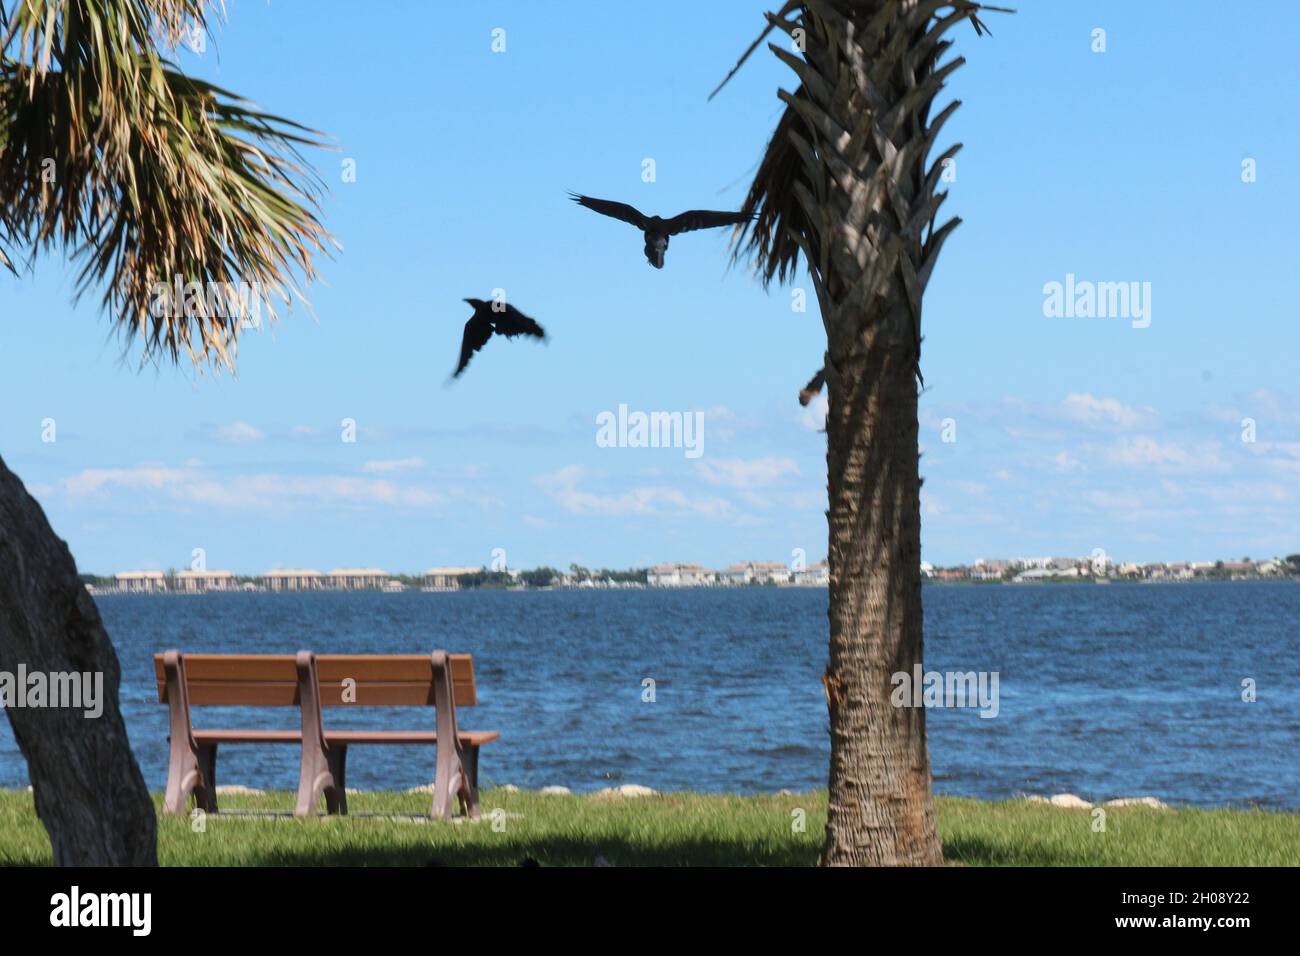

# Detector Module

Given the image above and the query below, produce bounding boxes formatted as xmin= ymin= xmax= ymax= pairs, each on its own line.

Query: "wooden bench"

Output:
xmin=154 ymin=649 xmax=499 ymax=820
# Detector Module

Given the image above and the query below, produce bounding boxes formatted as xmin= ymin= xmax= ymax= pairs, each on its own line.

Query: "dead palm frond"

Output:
xmin=0 ymin=0 xmax=333 ymax=369
xmin=715 ymin=0 xmax=1010 ymax=396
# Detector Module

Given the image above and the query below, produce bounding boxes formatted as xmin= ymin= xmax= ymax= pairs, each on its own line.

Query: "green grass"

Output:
xmin=1 ymin=789 xmax=1296 ymax=866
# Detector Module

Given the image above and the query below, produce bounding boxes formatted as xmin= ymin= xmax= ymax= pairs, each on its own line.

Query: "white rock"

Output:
xmin=592 ymin=784 xmax=656 ymax=798
xmin=539 ymin=785 xmax=572 ymax=796
xmin=1104 ymin=797 xmax=1169 ymax=810
xmin=1048 ymin=793 xmax=1092 ymax=809
xmin=215 ymin=785 xmax=263 ymax=796
xmin=499 ymin=784 xmax=520 ymax=792
xmin=404 ymin=784 xmax=435 ymax=795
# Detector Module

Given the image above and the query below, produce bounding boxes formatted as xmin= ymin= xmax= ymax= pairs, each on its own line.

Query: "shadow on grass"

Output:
xmin=942 ymin=835 xmax=1078 ymax=867
xmin=228 ymin=835 xmax=821 ymax=867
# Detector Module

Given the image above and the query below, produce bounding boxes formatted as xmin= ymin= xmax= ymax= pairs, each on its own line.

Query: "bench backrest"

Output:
xmin=154 ymin=653 xmax=479 ymax=707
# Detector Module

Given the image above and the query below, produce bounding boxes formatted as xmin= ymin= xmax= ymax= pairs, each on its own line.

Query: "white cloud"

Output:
xmin=52 ymin=464 xmax=442 ymax=510
xmin=1083 ymin=490 xmax=1148 ymax=510
xmin=211 ymin=421 xmax=266 ymax=444
xmin=1107 ymin=436 xmax=1228 ymax=472
xmin=695 ymin=456 xmax=800 ymax=489
xmin=535 ymin=465 xmax=731 ymax=518
xmin=361 ymin=457 xmax=426 ymax=474
xmin=1061 ymin=393 xmax=1155 ymax=430
xmin=1052 ymin=450 xmax=1083 ymax=472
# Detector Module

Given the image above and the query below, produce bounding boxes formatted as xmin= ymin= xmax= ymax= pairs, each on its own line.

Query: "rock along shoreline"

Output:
xmin=8 ymin=784 xmax=1172 ymax=808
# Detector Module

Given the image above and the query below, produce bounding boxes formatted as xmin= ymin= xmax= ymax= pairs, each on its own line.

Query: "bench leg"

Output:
xmin=431 ymin=771 xmax=454 ymax=821
xmin=326 ymin=746 xmax=348 ymax=816
xmin=163 ymin=737 xmax=218 ymax=816
xmin=163 ymin=738 xmax=200 ymax=816
xmin=296 ymin=743 xmax=346 ymax=817
xmin=432 ymin=743 xmax=478 ymax=821
xmin=461 ymin=744 xmax=481 ymax=820
xmin=195 ymin=743 xmax=219 ymax=813
xmin=296 ymin=743 xmax=328 ymax=817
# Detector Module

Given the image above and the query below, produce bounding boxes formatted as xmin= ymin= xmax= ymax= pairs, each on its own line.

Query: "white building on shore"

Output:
xmin=721 ymin=561 xmax=792 ymax=585
xmin=326 ymin=568 xmax=391 ymax=591
xmin=115 ymin=571 xmax=168 ymax=593
xmin=752 ymin=561 xmax=792 ymax=585
xmin=719 ymin=562 xmax=755 ymax=586
xmin=423 ymin=566 xmax=481 ymax=591
xmin=262 ymin=569 xmax=323 ymax=591
xmin=173 ymin=570 xmax=237 ymax=593
xmin=1013 ymin=566 xmax=1081 ymax=582
xmin=647 ymin=563 xmax=716 ymax=587
xmin=793 ymin=561 xmax=829 ymax=586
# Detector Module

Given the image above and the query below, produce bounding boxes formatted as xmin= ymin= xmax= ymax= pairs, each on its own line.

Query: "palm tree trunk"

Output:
xmin=821 ymin=311 xmax=939 ymax=866
xmin=727 ymin=0 xmax=995 ymax=866
xmin=0 ymin=453 xmax=157 ymax=865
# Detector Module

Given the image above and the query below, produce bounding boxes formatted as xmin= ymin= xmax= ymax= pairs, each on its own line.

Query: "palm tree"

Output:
xmin=0 ymin=0 xmax=331 ymax=864
xmin=715 ymin=0 xmax=1005 ymax=865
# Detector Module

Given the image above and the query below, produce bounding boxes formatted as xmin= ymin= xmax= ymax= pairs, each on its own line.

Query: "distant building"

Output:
xmin=794 ymin=561 xmax=829 ymax=586
xmin=423 ymin=566 xmax=480 ymax=591
xmin=1014 ymin=566 xmax=1080 ymax=582
xmin=115 ymin=571 xmax=167 ymax=593
xmin=262 ymin=569 xmax=323 ymax=591
xmin=752 ymin=561 xmax=791 ymax=585
xmin=326 ymin=568 xmax=390 ymax=591
xmin=173 ymin=570 xmax=237 ymax=593
xmin=647 ymin=563 xmax=715 ymax=587
xmin=1150 ymin=563 xmax=1193 ymax=581
xmin=719 ymin=563 xmax=754 ymax=586
xmin=718 ymin=561 xmax=792 ymax=586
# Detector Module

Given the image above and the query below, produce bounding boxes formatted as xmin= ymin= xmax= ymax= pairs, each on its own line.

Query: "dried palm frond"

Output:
xmin=721 ymin=1 xmax=1009 ymax=297
xmin=716 ymin=0 xmax=1010 ymax=390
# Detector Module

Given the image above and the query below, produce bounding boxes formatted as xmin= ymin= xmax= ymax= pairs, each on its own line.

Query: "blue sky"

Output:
xmin=1 ymin=0 xmax=1297 ymax=574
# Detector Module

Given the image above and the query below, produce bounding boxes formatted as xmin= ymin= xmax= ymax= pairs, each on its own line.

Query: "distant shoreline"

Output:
xmin=83 ymin=577 xmax=1298 ymax=596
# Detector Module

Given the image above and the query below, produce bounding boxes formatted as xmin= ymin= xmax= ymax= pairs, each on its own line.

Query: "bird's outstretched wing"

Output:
xmin=454 ymin=311 xmax=494 ymax=377
xmin=663 ymin=209 xmax=753 ymax=235
xmin=495 ymin=305 xmax=547 ymax=340
xmin=569 ymin=193 xmax=649 ymax=229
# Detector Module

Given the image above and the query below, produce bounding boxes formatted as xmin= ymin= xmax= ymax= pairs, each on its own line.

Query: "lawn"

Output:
xmin=1 ymin=789 xmax=1295 ymax=866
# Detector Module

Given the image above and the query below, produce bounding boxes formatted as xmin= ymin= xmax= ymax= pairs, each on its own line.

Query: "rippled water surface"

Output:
xmin=2 ymin=582 xmax=1296 ymax=808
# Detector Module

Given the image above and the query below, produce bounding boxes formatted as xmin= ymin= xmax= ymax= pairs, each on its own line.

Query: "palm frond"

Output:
xmin=0 ymin=0 xmax=332 ymax=370
xmin=725 ymin=1 xmax=1010 ymax=293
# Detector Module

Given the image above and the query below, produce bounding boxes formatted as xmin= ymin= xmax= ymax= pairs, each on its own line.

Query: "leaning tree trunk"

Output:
xmin=0 ymin=454 xmax=157 ymax=865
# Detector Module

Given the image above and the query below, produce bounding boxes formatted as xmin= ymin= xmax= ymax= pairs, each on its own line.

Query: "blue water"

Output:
xmin=1 ymin=582 xmax=1297 ymax=808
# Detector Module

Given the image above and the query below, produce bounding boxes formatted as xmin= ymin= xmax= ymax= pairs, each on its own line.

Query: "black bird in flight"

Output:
xmin=569 ymin=193 xmax=752 ymax=269
xmin=453 ymin=298 xmax=546 ymax=378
